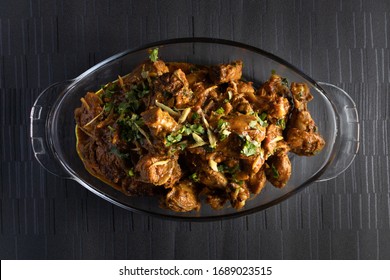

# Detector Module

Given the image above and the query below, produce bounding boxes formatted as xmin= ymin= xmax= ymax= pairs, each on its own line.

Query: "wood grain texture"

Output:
xmin=0 ymin=0 xmax=389 ymax=259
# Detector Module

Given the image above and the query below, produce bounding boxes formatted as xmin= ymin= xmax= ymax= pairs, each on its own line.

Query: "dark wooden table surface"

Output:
xmin=1 ymin=0 xmax=389 ymax=259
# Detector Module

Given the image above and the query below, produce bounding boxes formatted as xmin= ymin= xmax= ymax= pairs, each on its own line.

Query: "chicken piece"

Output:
xmin=237 ymin=80 xmax=255 ymax=95
xmin=228 ymin=182 xmax=250 ymax=210
xmin=231 ymin=94 xmax=253 ymax=114
xmin=209 ymin=60 xmax=243 ymax=84
xmin=172 ymin=69 xmax=193 ymax=108
xmin=141 ymin=107 xmax=178 ymax=138
xmin=198 ymin=167 xmax=228 ymax=188
xmin=285 ymin=81 xmax=325 ymax=156
xmin=164 ymin=181 xmax=200 ymax=212
xmin=74 ymin=92 xmax=103 ymax=128
xmin=286 ymin=128 xmax=325 ymax=156
xmin=241 ymin=152 xmax=265 ymax=174
xmin=135 ymin=154 xmax=181 ymax=186
xmin=288 ymin=109 xmax=317 ymax=132
xmin=265 ymin=152 xmax=291 ymax=188
xmin=153 ymin=69 xmax=193 ymax=108
xmin=262 ymin=124 xmax=283 ymax=159
xmin=123 ymin=60 xmax=169 ymax=85
xmin=166 ymin=62 xmax=197 ymax=74
xmin=206 ymin=190 xmax=229 ymax=210
xmin=269 ymin=96 xmax=290 ymax=121
xmin=257 ymin=74 xmax=290 ymax=99
xmin=227 ymin=114 xmax=266 ymax=144
xmin=255 ymin=74 xmax=291 ymax=122
xmin=248 ymin=168 xmax=267 ymax=194
xmin=290 ymin=82 xmax=313 ymax=110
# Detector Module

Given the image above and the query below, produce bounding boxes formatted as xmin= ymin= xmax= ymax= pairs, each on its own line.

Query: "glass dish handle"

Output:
xmin=30 ymin=81 xmax=73 ymax=179
xmin=315 ymin=82 xmax=360 ymax=182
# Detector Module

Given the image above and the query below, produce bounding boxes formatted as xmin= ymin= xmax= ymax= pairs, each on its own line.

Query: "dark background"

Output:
xmin=1 ymin=0 xmax=389 ymax=259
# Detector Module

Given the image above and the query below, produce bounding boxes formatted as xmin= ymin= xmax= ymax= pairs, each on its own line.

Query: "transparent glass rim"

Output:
xmin=51 ymin=37 xmax=337 ymax=221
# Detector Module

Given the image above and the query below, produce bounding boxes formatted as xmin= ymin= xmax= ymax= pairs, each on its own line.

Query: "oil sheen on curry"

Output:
xmin=74 ymin=49 xmax=325 ymax=212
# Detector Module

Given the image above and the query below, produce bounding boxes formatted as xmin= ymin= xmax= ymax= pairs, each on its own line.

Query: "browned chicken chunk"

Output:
xmin=141 ymin=107 xmax=178 ymax=138
xmin=286 ymin=82 xmax=325 ymax=156
xmin=135 ymin=154 xmax=181 ymax=186
xmin=265 ymin=152 xmax=292 ymax=188
xmin=209 ymin=60 xmax=243 ymax=84
xmin=164 ymin=181 xmax=200 ymax=212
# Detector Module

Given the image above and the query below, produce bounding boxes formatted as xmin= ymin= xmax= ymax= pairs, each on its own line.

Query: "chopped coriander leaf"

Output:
xmin=190 ymin=123 xmax=205 ymax=135
xmin=118 ymin=114 xmax=144 ymax=143
xmin=217 ymin=164 xmax=226 ymax=173
xmin=259 ymin=112 xmax=267 ymax=121
xmin=189 ymin=172 xmax=200 ymax=182
xmin=178 ymin=142 xmax=187 ymax=151
xmin=271 ymin=164 xmax=279 ymax=178
xmin=192 ymin=112 xmax=199 ymax=120
xmin=149 ymin=48 xmax=159 ymax=62
xmin=217 ymin=119 xmax=230 ymax=141
xmin=178 ymin=123 xmax=205 ymax=136
xmin=219 ymin=129 xmax=231 ymax=141
xmin=276 ymin=118 xmax=286 ymax=130
xmin=231 ymin=177 xmax=244 ymax=185
xmin=230 ymin=164 xmax=240 ymax=174
xmin=215 ymin=107 xmax=225 ymax=115
xmin=217 ymin=119 xmax=229 ymax=130
xmin=128 ymin=168 xmax=135 ymax=177
xmin=241 ymin=141 xmax=258 ymax=157
xmin=241 ymin=135 xmax=261 ymax=157
xmin=249 ymin=111 xmax=267 ymax=127
xmin=108 ymin=125 xmax=115 ymax=132
xmin=281 ymin=77 xmax=289 ymax=87
xmin=101 ymin=83 xmax=118 ymax=99
xmin=254 ymin=112 xmax=268 ymax=127
xmin=103 ymin=102 xmax=114 ymax=112
xmin=218 ymin=163 xmax=240 ymax=174
xmin=165 ymin=133 xmax=183 ymax=147
xmin=117 ymin=102 xmax=130 ymax=114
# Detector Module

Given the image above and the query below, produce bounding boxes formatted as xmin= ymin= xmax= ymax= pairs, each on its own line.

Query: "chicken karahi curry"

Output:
xmin=74 ymin=49 xmax=325 ymax=212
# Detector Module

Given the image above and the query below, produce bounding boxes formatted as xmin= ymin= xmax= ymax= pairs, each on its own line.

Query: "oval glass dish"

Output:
xmin=30 ymin=38 xmax=359 ymax=220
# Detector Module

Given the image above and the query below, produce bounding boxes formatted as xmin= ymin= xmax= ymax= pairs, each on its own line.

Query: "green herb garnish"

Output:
xmin=117 ymin=102 xmax=130 ymax=115
xmin=271 ymin=164 xmax=279 ymax=178
xmin=215 ymin=107 xmax=225 ymax=115
xmin=276 ymin=118 xmax=286 ymax=130
xmin=281 ymin=77 xmax=289 ymax=87
xmin=217 ymin=119 xmax=230 ymax=141
xmin=254 ymin=112 xmax=268 ymax=127
xmin=165 ymin=133 xmax=183 ymax=147
xmin=117 ymin=114 xmax=145 ymax=143
xmin=241 ymin=135 xmax=261 ymax=157
xmin=101 ymin=83 xmax=118 ymax=100
xmin=149 ymin=48 xmax=159 ymax=62
xmin=103 ymin=102 xmax=114 ymax=112
xmin=192 ymin=112 xmax=199 ymax=120
xmin=189 ymin=172 xmax=200 ymax=182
